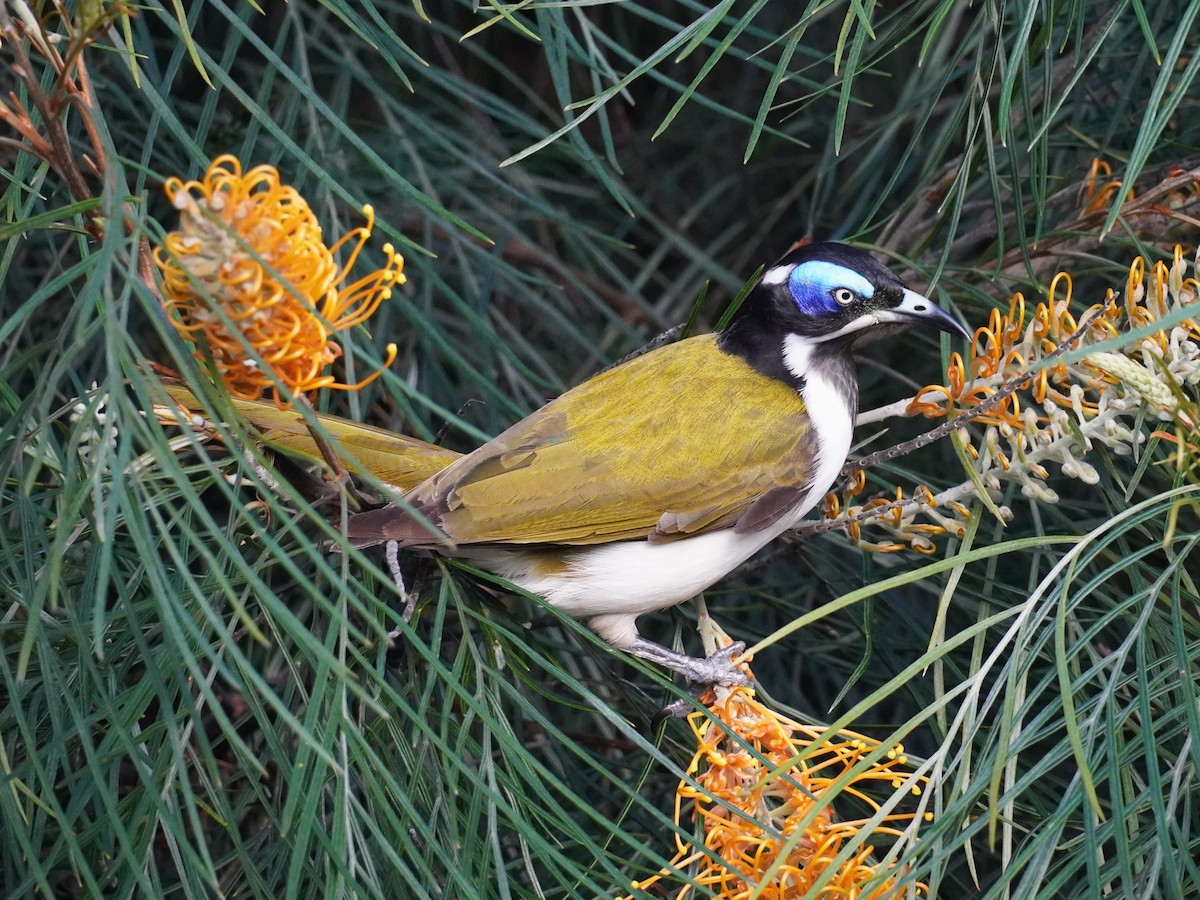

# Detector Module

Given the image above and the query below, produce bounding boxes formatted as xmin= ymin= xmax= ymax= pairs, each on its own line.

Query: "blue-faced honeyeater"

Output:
xmin=168 ymin=242 xmax=968 ymax=684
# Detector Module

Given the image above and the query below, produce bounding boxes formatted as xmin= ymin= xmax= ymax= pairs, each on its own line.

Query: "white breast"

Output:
xmin=480 ymin=527 xmax=789 ymax=647
xmin=782 ymin=333 xmax=855 ymax=499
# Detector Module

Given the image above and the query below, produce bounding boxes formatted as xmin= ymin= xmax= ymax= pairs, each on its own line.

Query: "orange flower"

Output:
xmin=905 ymin=254 xmax=1200 ymax=428
xmin=625 ymin=671 xmax=929 ymax=899
xmin=821 ymin=473 xmax=967 ymax=555
xmin=154 ymin=154 xmax=402 ymax=407
xmin=1081 ymin=158 xmax=1130 ymax=216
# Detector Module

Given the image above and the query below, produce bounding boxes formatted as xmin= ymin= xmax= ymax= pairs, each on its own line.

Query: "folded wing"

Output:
xmin=365 ymin=334 xmax=817 ymax=547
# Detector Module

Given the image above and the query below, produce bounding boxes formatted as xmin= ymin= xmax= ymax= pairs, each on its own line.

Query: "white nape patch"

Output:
xmin=762 ymin=264 xmax=793 ymax=285
xmin=783 ymin=332 xmax=855 ymax=499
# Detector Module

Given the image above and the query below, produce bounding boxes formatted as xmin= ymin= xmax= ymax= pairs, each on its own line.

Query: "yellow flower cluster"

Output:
xmin=825 ymin=245 xmax=1200 ymax=552
xmin=626 ymin=678 xmax=928 ymax=899
xmin=154 ymin=154 xmax=402 ymax=407
xmin=911 ymin=249 xmax=1198 ymax=496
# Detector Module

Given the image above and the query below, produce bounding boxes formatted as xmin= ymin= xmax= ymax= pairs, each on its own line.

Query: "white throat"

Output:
xmin=782 ymin=333 xmax=855 ymax=499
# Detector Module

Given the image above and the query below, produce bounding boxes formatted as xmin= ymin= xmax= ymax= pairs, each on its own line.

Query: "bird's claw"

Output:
xmin=682 ymin=641 xmax=751 ymax=687
xmin=652 ymin=642 xmax=752 ymax=720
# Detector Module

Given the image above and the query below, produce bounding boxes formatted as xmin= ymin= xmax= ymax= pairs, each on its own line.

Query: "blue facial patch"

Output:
xmin=787 ymin=261 xmax=876 ymax=316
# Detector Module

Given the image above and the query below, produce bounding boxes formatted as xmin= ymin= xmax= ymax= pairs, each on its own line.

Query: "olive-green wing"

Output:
xmin=161 ymin=384 xmax=461 ymax=491
xmin=410 ymin=334 xmax=816 ymax=545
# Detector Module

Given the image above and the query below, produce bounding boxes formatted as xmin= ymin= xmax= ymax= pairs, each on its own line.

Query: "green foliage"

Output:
xmin=2 ymin=1 xmax=1199 ymax=897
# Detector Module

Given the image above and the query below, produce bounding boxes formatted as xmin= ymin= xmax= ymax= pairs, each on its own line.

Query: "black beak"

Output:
xmin=885 ymin=289 xmax=972 ymax=341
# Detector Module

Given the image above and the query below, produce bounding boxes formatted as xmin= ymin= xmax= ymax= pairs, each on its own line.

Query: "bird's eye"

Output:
xmin=832 ymin=288 xmax=857 ymax=306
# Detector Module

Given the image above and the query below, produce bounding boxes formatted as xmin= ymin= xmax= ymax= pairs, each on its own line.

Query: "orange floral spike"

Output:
xmin=154 ymin=155 xmax=404 ymax=408
xmin=623 ymin=667 xmax=929 ymax=900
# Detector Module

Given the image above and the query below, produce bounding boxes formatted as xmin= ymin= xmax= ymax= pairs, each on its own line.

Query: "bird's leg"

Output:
xmin=385 ymin=540 xmax=417 ymax=636
xmin=626 ymin=638 xmax=750 ymax=687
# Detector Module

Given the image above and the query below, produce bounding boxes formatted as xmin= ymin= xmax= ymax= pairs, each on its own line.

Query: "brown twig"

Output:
xmin=2 ymin=2 xmax=163 ymax=300
xmin=982 ymin=165 xmax=1200 ymax=277
xmin=2 ymin=4 xmax=97 ymax=225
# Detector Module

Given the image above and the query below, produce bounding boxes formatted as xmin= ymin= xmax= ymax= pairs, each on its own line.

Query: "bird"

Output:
xmin=165 ymin=242 xmax=968 ymax=685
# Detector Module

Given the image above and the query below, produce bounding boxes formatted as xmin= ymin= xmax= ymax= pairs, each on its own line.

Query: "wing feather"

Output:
xmin=410 ymin=334 xmax=818 ymax=545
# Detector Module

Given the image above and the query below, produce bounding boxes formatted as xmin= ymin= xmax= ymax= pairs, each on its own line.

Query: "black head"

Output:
xmin=736 ymin=242 xmax=968 ymax=345
xmin=718 ymin=241 xmax=969 ymax=389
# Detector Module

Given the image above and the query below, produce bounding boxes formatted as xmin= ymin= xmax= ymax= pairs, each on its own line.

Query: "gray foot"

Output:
xmin=628 ymin=638 xmax=751 ymax=687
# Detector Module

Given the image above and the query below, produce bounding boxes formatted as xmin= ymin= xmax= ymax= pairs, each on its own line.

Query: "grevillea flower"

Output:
xmin=1079 ymin=157 xmax=1200 ymax=228
xmin=823 ymin=246 xmax=1200 ymax=553
xmin=624 ymin=666 xmax=928 ymax=899
xmin=154 ymin=154 xmax=402 ymax=407
xmin=908 ymin=248 xmax=1199 ymax=493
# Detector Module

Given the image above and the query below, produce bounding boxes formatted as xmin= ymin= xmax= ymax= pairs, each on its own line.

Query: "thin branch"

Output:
xmin=795 ymin=481 xmax=985 ymax=538
xmin=3 ymin=2 xmax=164 ymax=299
xmin=1 ymin=5 xmax=94 ymax=216
xmin=68 ymin=53 xmax=106 ymax=178
xmin=0 ymin=101 xmax=54 ymax=158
